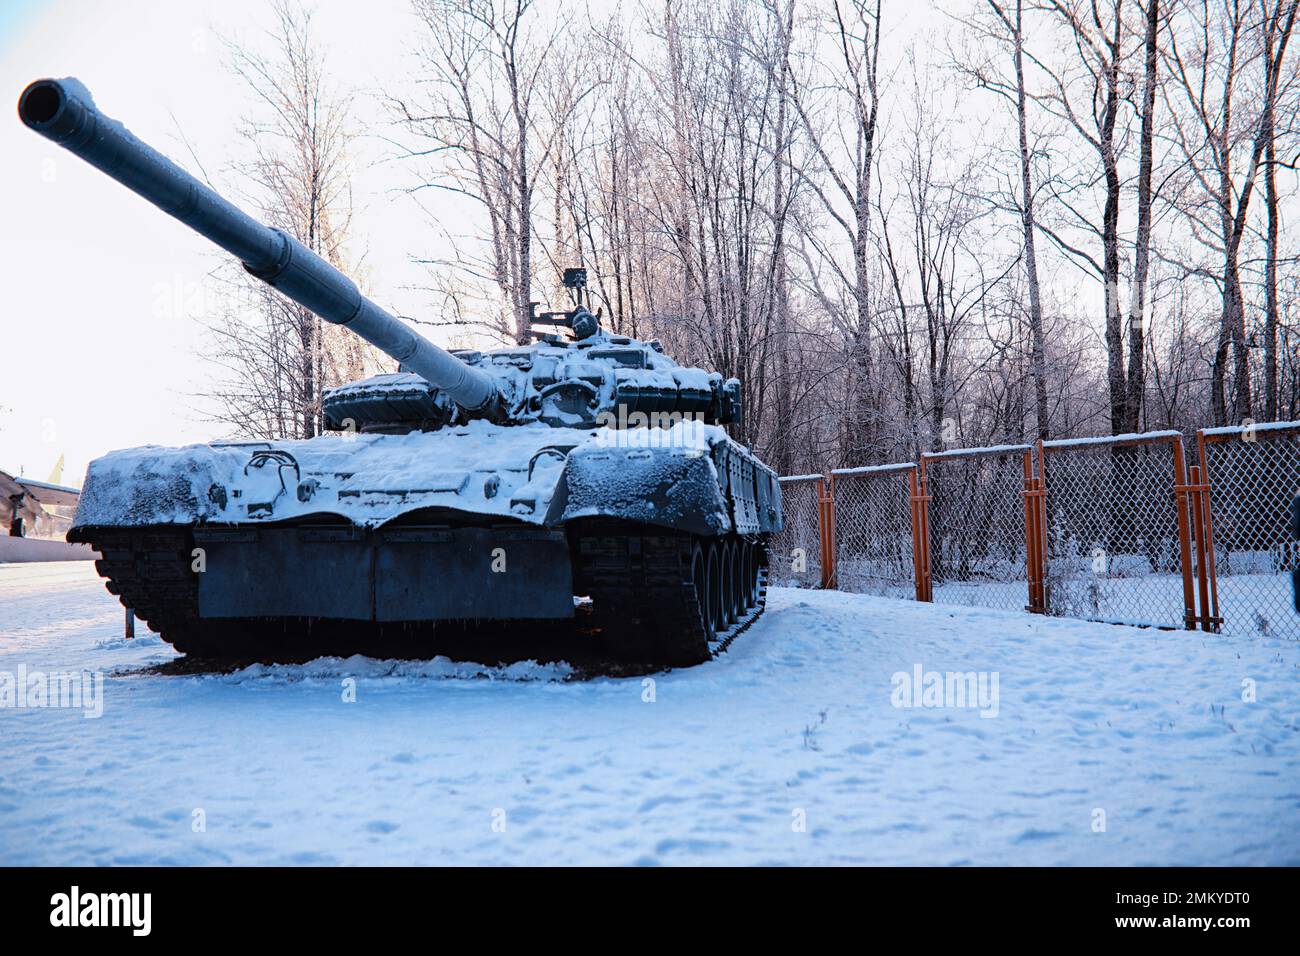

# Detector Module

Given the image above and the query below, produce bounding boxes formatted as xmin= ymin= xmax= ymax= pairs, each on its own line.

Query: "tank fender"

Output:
xmin=544 ymin=440 xmax=731 ymax=536
xmin=73 ymin=446 xmax=236 ymax=530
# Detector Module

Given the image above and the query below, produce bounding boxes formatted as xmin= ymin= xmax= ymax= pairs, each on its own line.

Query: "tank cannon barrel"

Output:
xmin=18 ymin=77 xmax=499 ymax=414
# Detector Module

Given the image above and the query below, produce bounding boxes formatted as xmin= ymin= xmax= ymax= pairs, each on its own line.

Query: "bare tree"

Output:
xmin=1259 ymin=0 xmax=1300 ymax=418
xmin=1123 ymin=0 xmax=1162 ymax=432
xmin=203 ymin=0 xmax=369 ymax=440
xmin=359 ymin=0 xmax=1300 ymax=474
xmin=1012 ymin=0 xmax=1138 ymax=434
xmin=775 ymin=0 xmax=885 ymax=464
xmin=396 ymin=0 xmax=570 ymax=344
xmin=952 ymin=0 xmax=1053 ymax=439
xmin=1164 ymin=0 xmax=1298 ymax=424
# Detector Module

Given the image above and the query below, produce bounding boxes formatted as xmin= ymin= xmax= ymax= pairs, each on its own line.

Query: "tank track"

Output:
xmin=572 ymin=525 xmax=768 ymax=666
xmin=77 ymin=527 xmax=201 ymax=649
xmin=710 ymin=569 xmax=768 ymax=657
xmin=73 ymin=524 xmax=767 ymax=666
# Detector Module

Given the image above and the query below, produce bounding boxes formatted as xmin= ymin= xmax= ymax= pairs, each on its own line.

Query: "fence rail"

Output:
xmin=777 ymin=423 xmax=1298 ymax=639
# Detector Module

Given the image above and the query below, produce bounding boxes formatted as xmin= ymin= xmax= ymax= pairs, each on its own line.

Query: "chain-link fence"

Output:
xmin=921 ymin=447 xmax=1032 ymax=612
xmin=830 ymin=464 xmax=917 ymax=598
xmin=773 ymin=422 xmax=1300 ymax=638
xmin=1039 ymin=433 xmax=1194 ymax=629
xmin=770 ymin=475 xmax=824 ymax=588
xmin=1199 ymin=423 xmax=1300 ymax=639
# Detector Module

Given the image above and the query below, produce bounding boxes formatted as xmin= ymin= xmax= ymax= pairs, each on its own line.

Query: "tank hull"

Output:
xmin=70 ymin=424 xmax=781 ymax=665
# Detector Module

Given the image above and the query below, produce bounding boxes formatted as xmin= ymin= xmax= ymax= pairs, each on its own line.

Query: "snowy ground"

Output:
xmin=1 ymin=561 xmax=1298 ymax=866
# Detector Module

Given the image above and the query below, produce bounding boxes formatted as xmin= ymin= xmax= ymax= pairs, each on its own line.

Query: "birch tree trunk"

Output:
xmin=1124 ymin=0 xmax=1161 ymax=433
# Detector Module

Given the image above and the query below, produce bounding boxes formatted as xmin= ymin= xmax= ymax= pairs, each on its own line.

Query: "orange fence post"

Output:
xmin=1186 ymin=464 xmax=1214 ymax=632
xmin=1022 ymin=450 xmax=1047 ymax=613
xmin=1036 ymin=440 xmax=1049 ymax=612
xmin=910 ymin=465 xmax=933 ymax=602
xmin=1177 ymin=439 xmax=1221 ymax=633
xmin=908 ymin=469 xmax=925 ymax=601
xmin=1022 ymin=452 xmax=1034 ymax=611
xmin=921 ymin=471 xmax=933 ymax=602
xmin=1170 ymin=437 xmax=1200 ymax=630
xmin=817 ymin=476 xmax=837 ymax=590
xmin=1193 ymin=432 xmax=1221 ymax=632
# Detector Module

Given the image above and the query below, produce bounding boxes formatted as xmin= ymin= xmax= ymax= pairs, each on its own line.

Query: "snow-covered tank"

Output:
xmin=19 ymin=77 xmax=782 ymax=665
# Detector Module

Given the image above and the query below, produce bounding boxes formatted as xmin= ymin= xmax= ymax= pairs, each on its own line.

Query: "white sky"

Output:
xmin=0 ymin=0 xmax=951 ymax=486
xmin=0 ymin=0 xmax=459 ymax=484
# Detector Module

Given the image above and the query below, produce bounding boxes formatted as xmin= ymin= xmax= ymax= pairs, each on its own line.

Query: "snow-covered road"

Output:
xmin=1 ymin=561 xmax=1297 ymax=865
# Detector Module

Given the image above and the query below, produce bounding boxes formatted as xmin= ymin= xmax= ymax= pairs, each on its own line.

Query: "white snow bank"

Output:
xmin=222 ymin=655 xmax=574 ymax=685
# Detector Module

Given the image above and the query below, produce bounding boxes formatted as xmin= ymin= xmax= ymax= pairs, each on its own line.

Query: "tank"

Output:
xmin=19 ymin=77 xmax=783 ymax=666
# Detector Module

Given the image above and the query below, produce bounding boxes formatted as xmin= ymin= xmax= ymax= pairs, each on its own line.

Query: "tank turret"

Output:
xmin=18 ymin=77 xmax=499 ymax=416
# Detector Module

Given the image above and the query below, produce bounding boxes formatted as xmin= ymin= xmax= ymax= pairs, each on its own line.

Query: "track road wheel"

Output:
xmin=705 ymin=542 xmax=722 ymax=634
xmin=732 ymin=544 xmax=746 ymax=618
xmin=690 ymin=542 xmax=709 ymax=633
xmin=719 ymin=541 xmax=737 ymax=628
xmin=748 ymin=541 xmax=759 ymax=608
xmin=699 ymin=542 xmax=719 ymax=635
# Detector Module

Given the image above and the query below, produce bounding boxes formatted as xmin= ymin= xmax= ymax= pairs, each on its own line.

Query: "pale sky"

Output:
xmin=0 ymin=0 xmax=951 ymax=486
xmin=0 ymin=0 xmax=470 ymax=484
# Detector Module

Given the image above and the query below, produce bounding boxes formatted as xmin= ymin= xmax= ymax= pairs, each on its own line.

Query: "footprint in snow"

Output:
xmin=653 ymin=837 xmax=731 ymax=856
xmin=1013 ymin=828 xmax=1064 ymax=843
xmin=637 ymin=794 xmax=688 ymax=813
